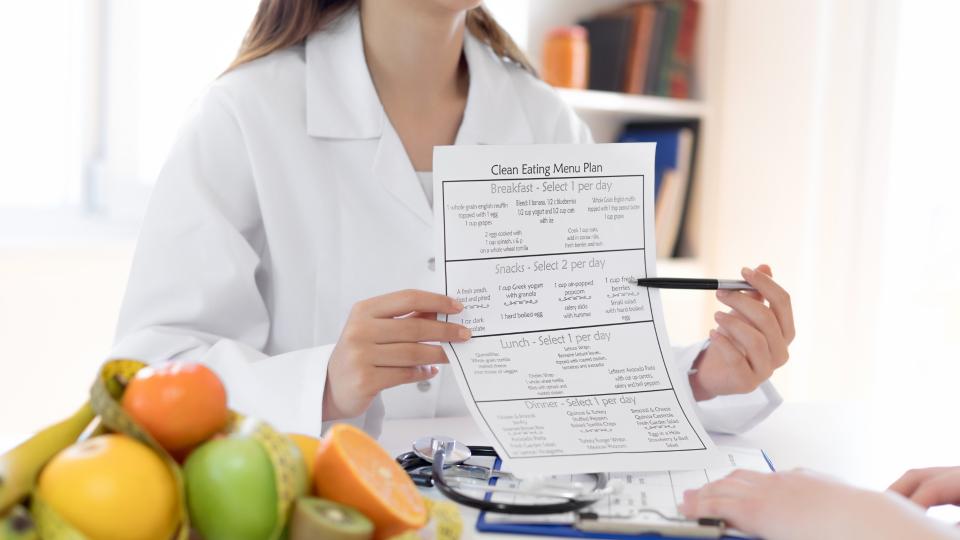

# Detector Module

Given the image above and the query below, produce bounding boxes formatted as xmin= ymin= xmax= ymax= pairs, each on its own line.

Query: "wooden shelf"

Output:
xmin=556 ymin=88 xmax=707 ymax=120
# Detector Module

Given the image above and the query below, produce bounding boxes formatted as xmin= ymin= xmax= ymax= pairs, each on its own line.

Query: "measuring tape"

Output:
xmin=384 ymin=497 xmax=462 ymax=540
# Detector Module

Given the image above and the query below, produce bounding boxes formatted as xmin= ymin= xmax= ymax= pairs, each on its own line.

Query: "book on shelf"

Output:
xmin=618 ymin=121 xmax=699 ymax=257
xmin=578 ymin=13 xmax=634 ymax=92
xmin=579 ymin=0 xmax=700 ymax=98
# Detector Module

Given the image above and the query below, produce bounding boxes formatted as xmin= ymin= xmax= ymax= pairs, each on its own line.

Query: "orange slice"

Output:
xmin=313 ymin=424 xmax=427 ymax=539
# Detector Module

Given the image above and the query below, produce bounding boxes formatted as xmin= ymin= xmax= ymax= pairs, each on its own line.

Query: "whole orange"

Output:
xmin=122 ymin=361 xmax=228 ymax=453
xmin=37 ymin=434 xmax=179 ymax=540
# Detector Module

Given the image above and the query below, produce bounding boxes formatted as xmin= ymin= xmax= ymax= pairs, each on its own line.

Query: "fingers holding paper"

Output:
xmin=689 ymin=264 xmax=795 ymax=401
xmin=323 ymin=289 xmax=472 ymax=420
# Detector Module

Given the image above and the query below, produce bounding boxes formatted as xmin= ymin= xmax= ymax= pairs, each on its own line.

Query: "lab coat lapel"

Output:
xmin=305 ymin=10 xmax=432 ymax=226
xmin=305 ymin=11 xmax=382 ymax=139
xmin=371 ymin=123 xmax=433 ymax=226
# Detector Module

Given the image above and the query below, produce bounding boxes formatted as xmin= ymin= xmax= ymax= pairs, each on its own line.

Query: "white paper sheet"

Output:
xmin=433 ymin=143 xmax=716 ymax=475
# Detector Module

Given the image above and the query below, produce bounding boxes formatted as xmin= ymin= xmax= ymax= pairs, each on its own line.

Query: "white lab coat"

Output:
xmin=112 ymin=9 xmax=780 ymax=440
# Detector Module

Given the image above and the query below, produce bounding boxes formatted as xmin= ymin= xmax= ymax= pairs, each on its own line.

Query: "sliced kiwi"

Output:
xmin=289 ymin=498 xmax=373 ymax=540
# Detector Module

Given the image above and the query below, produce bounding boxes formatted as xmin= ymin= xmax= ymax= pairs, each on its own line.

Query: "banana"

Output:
xmin=0 ymin=505 xmax=37 ymax=540
xmin=0 ymin=402 xmax=95 ymax=514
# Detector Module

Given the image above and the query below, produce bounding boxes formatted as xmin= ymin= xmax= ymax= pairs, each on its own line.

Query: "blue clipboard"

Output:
xmin=476 ymin=451 xmax=776 ymax=539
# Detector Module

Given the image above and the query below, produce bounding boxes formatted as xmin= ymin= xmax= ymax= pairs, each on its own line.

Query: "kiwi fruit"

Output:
xmin=289 ymin=498 xmax=373 ymax=540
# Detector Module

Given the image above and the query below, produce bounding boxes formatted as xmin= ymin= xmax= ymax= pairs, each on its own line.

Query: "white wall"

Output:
xmin=872 ymin=0 xmax=960 ymax=398
xmin=0 ymin=214 xmax=135 ymax=433
xmin=707 ymin=0 xmax=960 ymax=410
xmin=704 ymin=0 xmax=890 ymax=400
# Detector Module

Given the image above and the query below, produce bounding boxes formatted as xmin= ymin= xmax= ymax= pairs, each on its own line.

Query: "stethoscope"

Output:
xmin=396 ymin=436 xmax=729 ymax=537
xmin=395 ymin=435 xmax=618 ymax=515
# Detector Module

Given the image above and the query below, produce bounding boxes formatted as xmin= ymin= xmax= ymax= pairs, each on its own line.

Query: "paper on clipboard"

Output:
xmin=481 ymin=446 xmax=772 ymax=528
xmin=433 ymin=143 xmax=718 ymax=475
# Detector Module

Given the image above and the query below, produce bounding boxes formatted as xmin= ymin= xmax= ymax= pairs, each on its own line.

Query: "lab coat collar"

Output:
xmin=303 ymin=9 xmax=535 ymax=144
xmin=305 ymin=10 xmax=383 ymax=139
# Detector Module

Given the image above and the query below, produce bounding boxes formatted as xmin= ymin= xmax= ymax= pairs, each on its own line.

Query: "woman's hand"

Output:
xmin=889 ymin=466 xmax=960 ymax=509
xmin=323 ymin=289 xmax=470 ymax=420
xmin=689 ymin=264 xmax=795 ymax=400
xmin=680 ymin=469 xmax=959 ymax=540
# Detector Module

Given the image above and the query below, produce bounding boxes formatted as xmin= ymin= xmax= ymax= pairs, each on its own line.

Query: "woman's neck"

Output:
xmin=360 ymin=1 xmax=468 ymax=105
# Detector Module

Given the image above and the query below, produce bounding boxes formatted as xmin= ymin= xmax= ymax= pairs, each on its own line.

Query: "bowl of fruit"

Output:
xmin=0 ymin=359 xmax=460 ymax=540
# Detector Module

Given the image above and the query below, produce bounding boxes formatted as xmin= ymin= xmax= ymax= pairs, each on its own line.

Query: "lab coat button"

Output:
xmin=427 ymin=257 xmax=436 ymax=272
xmin=417 ymin=380 xmax=432 ymax=392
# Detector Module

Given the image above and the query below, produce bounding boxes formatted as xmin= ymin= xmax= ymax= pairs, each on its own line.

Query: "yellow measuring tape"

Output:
xmin=387 ymin=497 xmax=464 ymax=540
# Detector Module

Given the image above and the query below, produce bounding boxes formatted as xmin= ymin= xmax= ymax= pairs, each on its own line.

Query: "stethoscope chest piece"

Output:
xmin=412 ymin=435 xmax=472 ymax=465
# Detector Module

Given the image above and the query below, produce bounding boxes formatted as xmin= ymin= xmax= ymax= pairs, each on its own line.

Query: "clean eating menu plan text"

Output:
xmin=433 ymin=143 xmax=715 ymax=475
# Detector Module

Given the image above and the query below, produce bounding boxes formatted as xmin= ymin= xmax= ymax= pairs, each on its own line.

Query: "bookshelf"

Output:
xmin=486 ymin=0 xmax=720 ymax=342
xmin=557 ymin=89 xmax=706 ymax=144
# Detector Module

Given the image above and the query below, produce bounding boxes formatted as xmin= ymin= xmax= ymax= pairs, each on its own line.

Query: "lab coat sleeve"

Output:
xmin=111 ymin=88 xmax=379 ymax=438
xmin=672 ymin=341 xmax=783 ymax=434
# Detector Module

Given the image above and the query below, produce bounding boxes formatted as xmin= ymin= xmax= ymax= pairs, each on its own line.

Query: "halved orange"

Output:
xmin=313 ymin=424 xmax=427 ymax=539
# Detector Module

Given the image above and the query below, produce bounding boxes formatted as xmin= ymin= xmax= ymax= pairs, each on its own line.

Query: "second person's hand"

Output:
xmin=680 ymin=469 xmax=959 ymax=540
xmin=322 ymin=289 xmax=471 ymax=420
xmin=889 ymin=466 xmax=960 ymax=509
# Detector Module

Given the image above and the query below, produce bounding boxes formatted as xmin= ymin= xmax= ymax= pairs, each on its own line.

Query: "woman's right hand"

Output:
xmin=322 ymin=289 xmax=471 ymax=420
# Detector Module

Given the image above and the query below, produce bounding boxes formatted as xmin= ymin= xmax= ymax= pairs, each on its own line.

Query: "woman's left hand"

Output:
xmin=680 ymin=469 xmax=958 ymax=540
xmin=689 ymin=264 xmax=795 ymax=400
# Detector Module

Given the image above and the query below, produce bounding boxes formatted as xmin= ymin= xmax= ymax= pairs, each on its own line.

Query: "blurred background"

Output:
xmin=1 ymin=0 xmax=958 ymax=449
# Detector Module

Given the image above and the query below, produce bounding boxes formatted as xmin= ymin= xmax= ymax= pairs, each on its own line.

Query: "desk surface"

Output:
xmin=380 ymin=399 xmax=960 ymax=538
xmin=3 ymin=400 xmax=958 ymax=538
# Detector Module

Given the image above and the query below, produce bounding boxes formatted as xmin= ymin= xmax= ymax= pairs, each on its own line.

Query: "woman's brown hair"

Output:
xmin=226 ymin=0 xmax=533 ymax=73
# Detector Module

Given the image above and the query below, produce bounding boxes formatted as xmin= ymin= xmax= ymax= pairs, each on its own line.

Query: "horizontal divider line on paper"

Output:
xmin=475 ymin=388 xmax=676 ymax=404
xmin=445 ymin=247 xmax=645 ymax=263
xmin=440 ymin=173 xmax=646 ymax=183
xmin=503 ymin=445 xmax=709 ymax=460
xmin=466 ymin=319 xmax=654 ymax=338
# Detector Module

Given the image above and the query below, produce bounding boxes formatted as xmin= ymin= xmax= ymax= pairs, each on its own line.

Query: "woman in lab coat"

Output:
xmin=112 ymin=0 xmax=796 ymax=438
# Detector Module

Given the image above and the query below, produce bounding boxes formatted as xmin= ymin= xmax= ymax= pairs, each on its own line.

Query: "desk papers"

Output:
xmin=433 ymin=143 xmax=715 ymax=475
xmin=483 ymin=446 xmax=770 ymax=531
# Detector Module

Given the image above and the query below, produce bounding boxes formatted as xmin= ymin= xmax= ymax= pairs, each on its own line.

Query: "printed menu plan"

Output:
xmin=433 ymin=143 xmax=716 ymax=475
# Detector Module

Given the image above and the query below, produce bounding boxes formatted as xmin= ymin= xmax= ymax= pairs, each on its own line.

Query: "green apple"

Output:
xmin=184 ymin=436 xmax=277 ymax=540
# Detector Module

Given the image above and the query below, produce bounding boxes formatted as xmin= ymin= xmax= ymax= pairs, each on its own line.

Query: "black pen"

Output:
xmin=634 ymin=277 xmax=756 ymax=291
